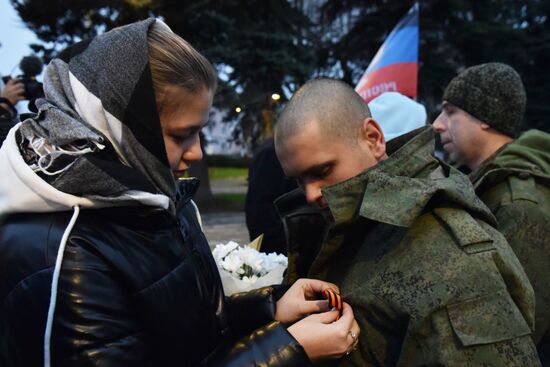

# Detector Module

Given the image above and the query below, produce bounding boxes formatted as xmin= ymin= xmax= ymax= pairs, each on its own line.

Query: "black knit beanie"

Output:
xmin=442 ymin=62 xmax=526 ymax=137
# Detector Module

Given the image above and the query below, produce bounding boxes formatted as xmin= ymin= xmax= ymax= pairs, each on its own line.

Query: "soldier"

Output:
xmin=274 ymin=78 xmax=541 ymax=366
xmin=433 ymin=62 xmax=550 ymax=364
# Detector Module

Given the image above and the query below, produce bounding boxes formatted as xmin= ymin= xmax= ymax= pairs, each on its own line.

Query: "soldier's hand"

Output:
xmin=287 ymin=302 xmax=360 ymax=362
xmin=275 ymin=278 xmax=339 ymax=324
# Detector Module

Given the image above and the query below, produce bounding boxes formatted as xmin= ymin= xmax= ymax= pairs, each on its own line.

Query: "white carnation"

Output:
xmin=219 ymin=251 xmax=244 ymax=274
xmin=212 ymin=241 xmax=239 ymax=261
xmin=241 ymin=275 xmax=259 ymax=284
xmin=212 ymin=241 xmax=288 ymax=295
xmin=237 ymin=247 xmax=264 ymax=274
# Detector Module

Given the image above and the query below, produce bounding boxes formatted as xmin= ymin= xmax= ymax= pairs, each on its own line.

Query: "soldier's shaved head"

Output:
xmin=274 ymin=78 xmax=387 ymax=207
xmin=275 ymin=78 xmax=371 ymax=143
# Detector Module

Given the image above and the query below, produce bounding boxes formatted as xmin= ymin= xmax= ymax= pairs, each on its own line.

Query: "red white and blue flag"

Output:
xmin=355 ymin=3 xmax=419 ymax=103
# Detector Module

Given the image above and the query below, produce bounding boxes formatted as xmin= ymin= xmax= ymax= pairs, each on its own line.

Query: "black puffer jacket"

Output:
xmin=0 ymin=179 xmax=309 ymax=366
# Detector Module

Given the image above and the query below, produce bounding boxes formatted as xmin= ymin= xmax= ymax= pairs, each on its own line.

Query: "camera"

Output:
xmin=2 ymin=55 xmax=44 ymax=101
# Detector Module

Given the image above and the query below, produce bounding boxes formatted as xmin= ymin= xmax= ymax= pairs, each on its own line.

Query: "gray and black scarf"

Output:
xmin=17 ymin=18 xmax=178 ymax=214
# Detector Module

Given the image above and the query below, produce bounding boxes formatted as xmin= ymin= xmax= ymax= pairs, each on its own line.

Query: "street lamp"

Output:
xmin=235 ymin=106 xmax=242 ymax=113
xmin=271 ymin=93 xmax=281 ymax=101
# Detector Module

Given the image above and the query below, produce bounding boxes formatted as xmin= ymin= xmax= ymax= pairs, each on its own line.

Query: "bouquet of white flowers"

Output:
xmin=212 ymin=238 xmax=287 ymax=295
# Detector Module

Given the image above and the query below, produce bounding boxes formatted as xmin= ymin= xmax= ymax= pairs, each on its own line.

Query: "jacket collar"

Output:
xmin=176 ymin=177 xmax=200 ymax=206
xmin=469 ymin=143 xmax=509 ymax=185
xmin=322 ymin=127 xmax=494 ymax=228
xmin=470 ymin=129 xmax=550 ymax=189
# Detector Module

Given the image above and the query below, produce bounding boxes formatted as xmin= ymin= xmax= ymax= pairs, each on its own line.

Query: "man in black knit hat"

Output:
xmin=433 ymin=62 xmax=550 ymax=364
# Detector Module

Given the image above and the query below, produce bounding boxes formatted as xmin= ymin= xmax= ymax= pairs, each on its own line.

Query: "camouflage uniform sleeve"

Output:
xmin=494 ymin=198 xmax=550 ymax=345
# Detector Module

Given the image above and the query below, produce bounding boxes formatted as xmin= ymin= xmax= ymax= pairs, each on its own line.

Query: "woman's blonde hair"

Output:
xmin=148 ymin=21 xmax=217 ymax=103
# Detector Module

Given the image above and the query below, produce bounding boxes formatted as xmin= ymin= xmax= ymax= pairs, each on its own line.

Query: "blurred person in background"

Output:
xmin=0 ymin=76 xmax=24 ymax=141
xmin=245 ymin=137 xmax=298 ymax=254
xmin=1 ymin=54 xmax=44 ymax=141
xmin=368 ymin=91 xmax=427 ymax=142
xmin=0 ymin=77 xmax=25 ymax=106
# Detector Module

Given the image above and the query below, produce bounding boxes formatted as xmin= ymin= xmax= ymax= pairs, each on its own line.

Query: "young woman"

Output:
xmin=0 ymin=19 xmax=359 ymax=366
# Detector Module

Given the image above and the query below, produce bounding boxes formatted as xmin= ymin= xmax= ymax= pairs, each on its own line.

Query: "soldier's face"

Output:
xmin=276 ymin=119 xmax=386 ymax=208
xmin=432 ymin=102 xmax=484 ymax=169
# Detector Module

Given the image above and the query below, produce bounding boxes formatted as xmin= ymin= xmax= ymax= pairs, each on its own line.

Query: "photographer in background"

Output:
xmin=1 ymin=55 xmax=44 ymax=142
xmin=2 ymin=55 xmax=44 ymax=110
xmin=0 ymin=77 xmax=23 ymax=142
xmin=0 ymin=78 xmax=24 ymax=106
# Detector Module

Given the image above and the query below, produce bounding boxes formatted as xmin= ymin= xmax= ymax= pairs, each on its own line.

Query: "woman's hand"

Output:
xmin=287 ymin=302 xmax=360 ymax=362
xmin=275 ymin=278 xmax=339 ymax=324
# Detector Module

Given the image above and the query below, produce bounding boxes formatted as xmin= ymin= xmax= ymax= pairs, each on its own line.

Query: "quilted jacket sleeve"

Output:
xmin=209 ymin=321 xmax=310 ymax=367
xmin=224 ymin=285 xmax=289 ymax=338
xmin=215 ymin=286 xmax=310 ymax=366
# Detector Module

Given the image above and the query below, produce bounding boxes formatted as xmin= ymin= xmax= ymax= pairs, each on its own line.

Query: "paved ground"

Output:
xmin=202 ymin=212 xmax=250 ymax=249
xmin=209 ymin=177 xmax=248 ymax=194
xmin=202 ymin=176 xmax=250 ymax=249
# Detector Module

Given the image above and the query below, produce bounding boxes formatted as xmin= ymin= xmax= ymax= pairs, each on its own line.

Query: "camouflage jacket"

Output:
xmin=471 ymin=129 xmax=550 ymax=360
xmin=276 ymin=127 xmax=540 ymax=366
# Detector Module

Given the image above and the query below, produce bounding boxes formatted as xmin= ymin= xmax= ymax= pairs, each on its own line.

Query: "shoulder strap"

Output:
xmin=507 ymin=173 xmax=538 ymax=204
xmin=433 ymin=207 xmax=495 ymax=254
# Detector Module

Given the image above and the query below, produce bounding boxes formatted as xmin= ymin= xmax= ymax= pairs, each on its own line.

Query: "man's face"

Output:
xmin=432 ymin=102 xmax=483 ymax=168
xmin=276 ymin=120 xmax=381 ymax=209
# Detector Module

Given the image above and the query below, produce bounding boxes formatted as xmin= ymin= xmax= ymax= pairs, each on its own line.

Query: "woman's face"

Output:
xmin=158 ymin=85 xmax=213 ymax=178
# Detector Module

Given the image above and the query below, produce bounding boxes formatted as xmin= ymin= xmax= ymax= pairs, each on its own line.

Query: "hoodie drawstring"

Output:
xmin=44 ymin=205 xmax=80 ymax=367
xmin=190 ymin=199 xmax=203 ymax=230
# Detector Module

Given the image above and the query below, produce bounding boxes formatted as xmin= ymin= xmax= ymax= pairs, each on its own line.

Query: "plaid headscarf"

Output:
xmin=18 ymin=18 xmax=178 ymax=214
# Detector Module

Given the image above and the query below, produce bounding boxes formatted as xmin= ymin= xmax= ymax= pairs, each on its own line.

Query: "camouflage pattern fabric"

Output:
xmin=471 ymin=129 xmax=550 ymax=364
xmin=277 ymin=127 xmax=541 ymax=366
